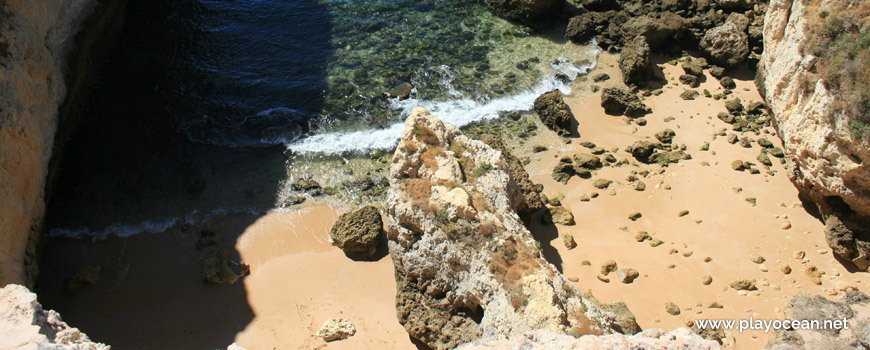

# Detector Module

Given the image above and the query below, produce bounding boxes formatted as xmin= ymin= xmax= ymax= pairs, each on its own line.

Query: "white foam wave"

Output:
xmin=45 ymin=208 xmax=262 ymax=240
xmin=287 ymin=54 xmax=599 ymax=154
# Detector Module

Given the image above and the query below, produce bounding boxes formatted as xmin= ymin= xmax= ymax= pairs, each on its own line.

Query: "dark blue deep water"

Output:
xmin=45 ymin=0 xmax=597 ymax=236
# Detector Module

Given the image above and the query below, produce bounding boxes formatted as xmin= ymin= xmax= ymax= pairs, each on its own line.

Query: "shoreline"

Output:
xmin=34 ymin=52 xmax=869 ymax=350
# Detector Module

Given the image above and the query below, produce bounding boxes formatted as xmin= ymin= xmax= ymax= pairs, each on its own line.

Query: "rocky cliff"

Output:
xmin=760 ymin=0 xmax=869 ymax=218
xmin=0 ymin=284 xmax=109 ymax=349
xmin=760 ymin=0 xmax=870 ymax=268
xmin=384 ymin=108 xmax=633 ymax=349
xmin=0 ymin=0 xmax=95 ymax=287
xmin=458 ymin=328 xmax=719 ymax=349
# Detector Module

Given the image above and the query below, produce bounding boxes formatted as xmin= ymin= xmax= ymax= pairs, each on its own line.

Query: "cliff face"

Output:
xmin=0 ymin=0 xmax=94 ymax=287
xmin=760 ymin=0 xmax=870 ymax=219
xmin=0 ymin=284 xmax=109 ymax=349
xmin=385 ymin=108 xmax=630 ymax=350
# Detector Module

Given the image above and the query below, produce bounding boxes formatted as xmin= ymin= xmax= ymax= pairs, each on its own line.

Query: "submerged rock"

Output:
xmin=482 ymin=0 xmax=564 ymax=24
xmin=385 ymin=108 xmax=626 ymax=349
xmin=329 ymin=206 xmax=384 ymax=260
xmin=534 ymin=90 xmax=574 ymax=137
xmin=0 ymin=284 xmax=110 ymax=349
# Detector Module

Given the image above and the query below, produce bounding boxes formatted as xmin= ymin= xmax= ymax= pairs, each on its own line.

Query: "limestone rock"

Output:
xmin=545 ymin=206 xmax=576 ymax=226
xmin=619 ymin=36 xmax=651 ymax=85
xmin=700 ymin=22 xmax=749 ymax=67
xmin=761 ymin=0 xmax=870 ymax=221
xmin=456 ymin=328 xmax=719 ymax=349
xmin=729 ymin=279 xmax=757 ymax=291
xmin=534 ymin=90 xmax=574 ymax=137
xmin=824 ymin=215 xmax=870 ymax=271
xmin=316 ymin=317 xmax=356 ymax=342
xmin=665 ymin=302 xmax=681 ymax=315
xmin=329 ymin=206 xmax=384 ymax=259
xmin=481 ymin=135 xmax=544 ymax=220
xmin=601 ymin=87 xmax=651 ymax=118
xmin=618 ymin=269 xmax=639 ymax=284
xmin=767 ymin=292 xmax=870 ymax=349
xmin=0 ymin=0 xmax=96 ymax=288
xmin=0 ymin=284 xmax=110 ymax=349
xmin=386 ymin=108 xmax=625 ymax=349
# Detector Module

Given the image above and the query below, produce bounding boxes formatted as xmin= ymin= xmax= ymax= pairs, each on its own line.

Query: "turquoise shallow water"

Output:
xmin=45 ymin=0 xmax=599 ymax=237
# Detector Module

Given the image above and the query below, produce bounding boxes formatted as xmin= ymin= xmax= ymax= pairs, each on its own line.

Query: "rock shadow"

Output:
xmin=529 ymin=209 xmax=565 ymax=273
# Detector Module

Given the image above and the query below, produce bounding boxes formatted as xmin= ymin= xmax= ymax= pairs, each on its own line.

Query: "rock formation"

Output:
xmin=0 ymin=284 xmax=110 ymax=349
xmin=328 ymin=205 xmax=384 ymax=259
xmin=760 ymin=0 xmax=870 ymax=268
xmin=533 ymin=90 xmax=574 ymax=137
xmin=385 ymin=108 xmax=628 ymax=350
xmin=457 ymin=328 xmax=720 ymax=349
xmin=0 ymin=0 xmax=97 ymax=287
xmin=700 ymin=22 xmax=749 ymax=67
xmin=766 ymin=291 xmax=870 ymax=349
xmin=619 ymin=36 xmax=651 ymax=85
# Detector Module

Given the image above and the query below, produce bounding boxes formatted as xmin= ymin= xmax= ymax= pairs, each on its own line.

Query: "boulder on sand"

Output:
xmin=329 ymin=206 xmax=384 ymax=259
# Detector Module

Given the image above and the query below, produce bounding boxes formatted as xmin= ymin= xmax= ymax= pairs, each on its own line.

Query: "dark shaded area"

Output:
xmin=45 ymin=0 xmax=333 ymax=231
xmin=530 ymin=209 xmax=564 ymax=273
xmin=39 ymin=0 xmax=334 ymax=348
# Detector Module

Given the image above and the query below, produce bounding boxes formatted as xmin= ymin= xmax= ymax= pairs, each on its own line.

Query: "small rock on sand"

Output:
xmin=593 ymin=178 xmax=613 ymax=189
xmin=702 ymin=275 xmax=713 ymax=285
xmin=316 ymin=318 xmax=356 ymax=342
xmin=804 ymin=265 xmax=823 ymax=285
xmin=730 ymin=279 xmax=757 ymax=291
xmin=708 ymin=302 xmax=724 ymax=309
xmin=781 ymin=221 xmax=792 ymax=230
xmin=562 ymin=233 xmax=577 ymax=249
xmin=601 ymin=260 xmax=618 ymax=275
xmin=649 ymin=239 xmax=664 ymax=247
xmin=635 ymin=231 xmax=651 ymax=242
xmin=597 ymin=274 xmax=611 ymax=283
xmin=678 ymin=210 xmax=690 ymax=217
xmin=780 ymin=264 xmax=792 ymax=274
xmin=750 ymin=254 xmax=765 ymax=264
xmin=628 ymin=212 xmax=643 ymax=221
xmin=618 ymin=269 xmax=640 ymax=284
xmin=665 ymin=302 xmax=681 ymax=315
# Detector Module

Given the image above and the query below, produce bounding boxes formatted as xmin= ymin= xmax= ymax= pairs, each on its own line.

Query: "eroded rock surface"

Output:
xmin=385 ymin=108 xmax=624 ymax=350
xmin=457 ymin=328 xmax=719 ymax=349
xmin=766 ymin=292 xmax=870 ymax=349
xmin=760 ymin=0 xmax=870 ymax=258
xmin=0 ymin=284 xmax=110 ymax=349
xmin=329 ymin=205 xmax=384 ymax=259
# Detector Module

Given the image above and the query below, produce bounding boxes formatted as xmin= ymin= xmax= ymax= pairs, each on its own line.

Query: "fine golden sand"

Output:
xmin=38 ymin=52 xmax=868 ymax=350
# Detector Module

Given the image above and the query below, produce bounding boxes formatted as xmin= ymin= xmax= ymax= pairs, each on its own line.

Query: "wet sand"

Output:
xmin=522 ymin=52 xmax=869 ymax=348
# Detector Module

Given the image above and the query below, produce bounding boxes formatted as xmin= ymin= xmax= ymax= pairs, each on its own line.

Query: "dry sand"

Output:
xmin=39 ymin=206 xmax=416 ymax=350
xmin=37 ymin=52 xmax=868 ymax=350
xmin=521 ymin=52 xmax=870 ymax=349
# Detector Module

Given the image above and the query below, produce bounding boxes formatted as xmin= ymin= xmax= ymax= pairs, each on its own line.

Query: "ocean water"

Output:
xmin=45 ymin=0 xmax=598 ymax=238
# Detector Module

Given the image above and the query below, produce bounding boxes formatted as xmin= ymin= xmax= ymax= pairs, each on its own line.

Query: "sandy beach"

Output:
xmin=39 ymin=206 xmax=416 ymax=350
xmin=36 ymin=52 xmax=869 ymax=350
xmin=521 ymin=52 xmax=869 ymax=349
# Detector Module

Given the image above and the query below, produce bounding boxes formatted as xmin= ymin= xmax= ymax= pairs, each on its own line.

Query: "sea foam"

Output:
xmin=287 ymin=54 xmax=598 ymax=154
